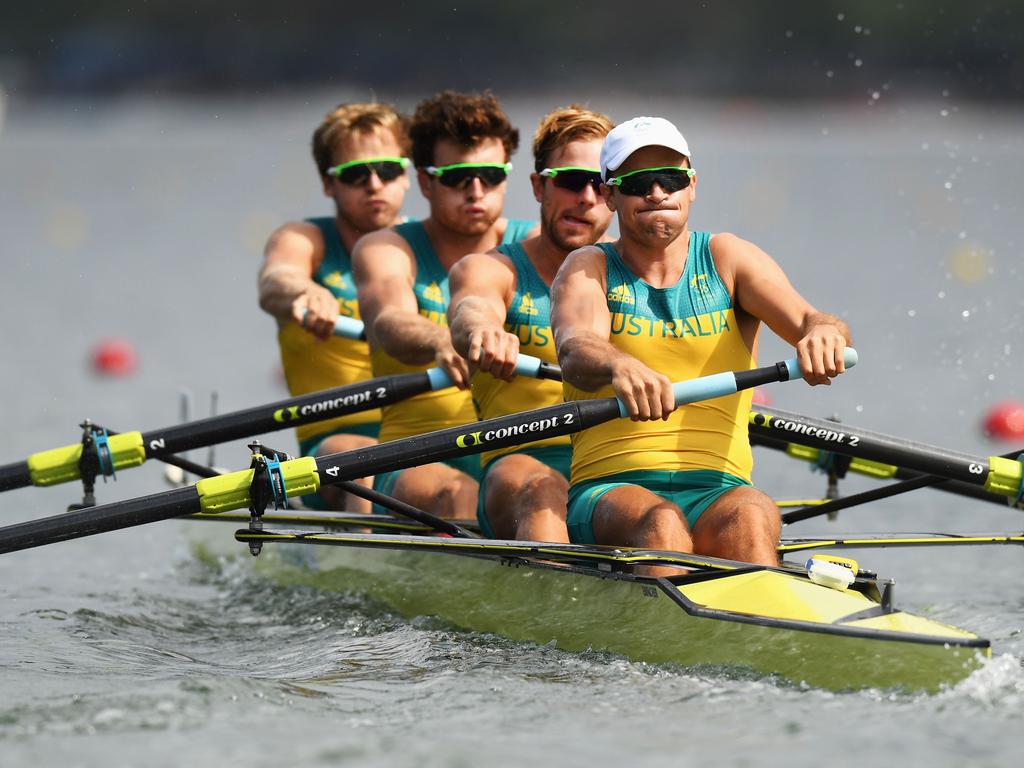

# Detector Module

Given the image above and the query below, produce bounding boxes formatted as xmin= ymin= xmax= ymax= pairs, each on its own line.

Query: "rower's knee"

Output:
xmin=721 ymin=502 xmax=778 ymax=535
xmin=635 ymin=503 xmax=690 ymax=550
xmin=694 ymin=492 xmax=780 ymax=565
xmin=433 ymin=472 xmax=478 ymax=518
xmin=518 ymin=469 xmax=568 ymax=505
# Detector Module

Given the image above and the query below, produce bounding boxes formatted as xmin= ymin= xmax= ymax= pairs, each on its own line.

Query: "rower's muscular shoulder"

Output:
xmin=707 ymin=231 xmax=774 ymax=296
xmin=262 ymin=220 xmax=326 ymax=272
xmin=352 ymin=228 xmax=417 ymax=282
xmin=554 ymin=244 xmax=609 ymax=290
xmin=449 ymin=248 xmax=517 ymax=307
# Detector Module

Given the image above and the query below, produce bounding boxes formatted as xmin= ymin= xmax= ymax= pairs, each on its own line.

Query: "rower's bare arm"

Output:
xmin=354 ymin=230 xmax=469 ymax=385
xmin=258 ymin=222 xmax=337 ymax=340
xmin=724 ymin=234 xmax=852 ymax=386
xmin=448 ymin=252 xmax=519 ymax=381
xmin=552 ymin=248 xmax=673 ymax=420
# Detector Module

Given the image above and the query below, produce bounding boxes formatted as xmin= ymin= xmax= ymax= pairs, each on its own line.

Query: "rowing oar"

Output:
xmin=0 ymin=353 xmax=555 ymax=494
xmin=0 ymin=349 xmax=856 ymax=554
xmin=750 ymin=432 xmax=1020 ymax=511
xmin=747 ymin=406 xmax=1024 ymax=524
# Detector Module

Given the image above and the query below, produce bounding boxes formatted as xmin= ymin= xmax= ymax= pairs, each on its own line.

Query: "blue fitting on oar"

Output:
xmin=264 ymin=455 xmax=288 ymax=511
xmin=93 ymin=428 xmax=116 ymax=482
xmin=813 ymin=450 xmax=836 ymax=474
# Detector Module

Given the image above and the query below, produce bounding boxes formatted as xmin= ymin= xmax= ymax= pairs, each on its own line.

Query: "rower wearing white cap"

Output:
xmin=550 ymin=116 xmax=851 ymax=565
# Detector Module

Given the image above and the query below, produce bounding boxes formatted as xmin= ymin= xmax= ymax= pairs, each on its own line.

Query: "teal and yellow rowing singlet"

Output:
xmin=562 ymin=233 xmax=756 ymax=484
xmin=471 ymin=241 xmax=569 ymax=467
xmin=277 ymin=217 xmax=379 ymax=448
xmin=373 ymin=219 xmax=535 ymax=446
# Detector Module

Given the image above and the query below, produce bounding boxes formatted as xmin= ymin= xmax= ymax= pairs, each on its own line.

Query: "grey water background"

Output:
xmin=0 ymin=90 xmax=1022 ymax=767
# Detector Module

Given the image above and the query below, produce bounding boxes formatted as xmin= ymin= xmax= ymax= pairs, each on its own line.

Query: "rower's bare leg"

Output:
xmin=690 ymin=487 xmax=780 ymax=566
xmin=592 ymin=485 xmax=693 ymax=577
xmin=482 ymin=454 xmax=569 ymax=542
xmin=391 ymin=463 xmax=479 ymax=520
xmin=314 ymin=434 xmax=377 ymax=513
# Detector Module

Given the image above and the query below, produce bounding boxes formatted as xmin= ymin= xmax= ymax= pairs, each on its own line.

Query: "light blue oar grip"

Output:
xmin=782 ymin=347 xmax=859 ymax=380
xmin=672 ymin=372 xmax=738 ymax=407
xmin=513 ymin=354 xmax=542 ymax=378
xmin=427 ymin=354 xmax=542 ymax=392
xmin=616 ymin=372 xmax=740 ymax=417
xmin=332 ymin=316 xmax=366 ymax=340
xmin=427 ymin=367 xmax=455 ymax=390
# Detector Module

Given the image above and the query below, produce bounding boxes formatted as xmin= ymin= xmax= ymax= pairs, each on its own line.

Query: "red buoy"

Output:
xmin=91 ymin=338 xmax=138 ymax=377
xmin=752 ymin=387 xmax=773 ymax=406
xmin=983 ymin=400 xmax=1024 ymax=442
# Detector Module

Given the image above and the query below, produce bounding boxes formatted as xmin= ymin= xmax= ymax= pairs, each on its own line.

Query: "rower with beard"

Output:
xmin=448 ymin=106 xmax=614 ymax=542
xmin=353 ymin=91 xmax=535 ymax=521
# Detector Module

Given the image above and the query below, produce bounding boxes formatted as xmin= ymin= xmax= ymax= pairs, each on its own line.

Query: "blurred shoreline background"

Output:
xmin=1 ymin=2 xmax=1021 ymax=102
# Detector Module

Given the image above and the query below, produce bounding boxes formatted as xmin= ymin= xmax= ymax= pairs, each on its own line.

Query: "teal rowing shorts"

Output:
xmin=298 ymin=422 xmax=381 ymax=511
xmin=371 ymin=453 xmax=483 ymax=513
xmin=566 ymin=469 xmax=753 ymax=545
xmin=476 ymin=445 xmax=572 ymax=539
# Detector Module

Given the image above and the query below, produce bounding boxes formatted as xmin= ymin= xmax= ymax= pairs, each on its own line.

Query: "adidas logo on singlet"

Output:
xmin=518 ymin=292 xmax=539 ymax=316
xmin=607 ymin=283 xmax=635 ymax=304
xmin=691 ymin=273 xmax=712 ymax=295
xmin=323 ymin=271 xmax=346 ymax=290
xmin=422 ymin=282 xmax=445 ymax=304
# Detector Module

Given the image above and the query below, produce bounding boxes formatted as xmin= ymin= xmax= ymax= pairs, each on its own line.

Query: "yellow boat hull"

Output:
xmin=223 ymin=532 xmax=988 ymax=692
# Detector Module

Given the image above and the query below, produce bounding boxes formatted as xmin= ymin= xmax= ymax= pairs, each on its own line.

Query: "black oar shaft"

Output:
xmin=0 ymin=461 xmax=31 ymax=492
xmin=782 ymin=476 xmax=938 ymax=524
xmin=1 ymin=371 xmax=439 ymax=493
xmin=750 ymin=433 xmax=1017 ymax=510
xmin=750 ymin=406 xmax=997 ymax=487
xmin=314 ymin=399 xmax=617 ymax=485
xmin=0 ymin=487 xmax=201 ymax=554
xmin=141 ymin=372 xmax=433 ymax=457
xmin=337 ymin=481 xmax=475 ymax=538
xmin=536 ymin=361 xmax=563 ymax=381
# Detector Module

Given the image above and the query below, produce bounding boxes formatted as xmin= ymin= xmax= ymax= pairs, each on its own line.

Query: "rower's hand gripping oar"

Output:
xmin=296 ymin=310 xmax=367 ymax=340
xmin=0 ymin=349 xmax=856 ymax=555
xmin=618 ymin=352 xmax=858 ymax=418
xmin=330 ymin=314 xmax=367 ymax=341
xmin=313 ymin=312 xmax=563 ymax=382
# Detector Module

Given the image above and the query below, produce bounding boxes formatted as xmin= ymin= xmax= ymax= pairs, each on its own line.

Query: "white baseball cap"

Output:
xmin=599 ymin=116 xmax=691 ymax=180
